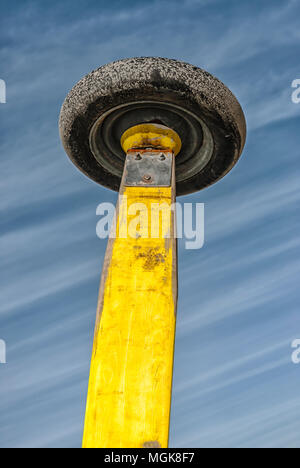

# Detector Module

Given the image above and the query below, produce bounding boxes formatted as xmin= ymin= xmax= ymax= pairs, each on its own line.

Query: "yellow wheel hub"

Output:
xmin=121 ymin=123 xmax=182 ymax=155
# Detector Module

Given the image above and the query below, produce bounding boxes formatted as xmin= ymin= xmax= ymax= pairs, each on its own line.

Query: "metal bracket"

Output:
xmin=124 ymin=151 xmax=173 ymax=187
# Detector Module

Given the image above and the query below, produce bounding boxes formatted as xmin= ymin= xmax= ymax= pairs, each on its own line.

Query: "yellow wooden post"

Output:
xmin=82 ymin=127 xmax=180 ymax=448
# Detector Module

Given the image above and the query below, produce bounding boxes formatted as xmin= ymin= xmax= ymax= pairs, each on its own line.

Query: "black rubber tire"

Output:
xmin=59 ymin=57 xmax=246 ymax=196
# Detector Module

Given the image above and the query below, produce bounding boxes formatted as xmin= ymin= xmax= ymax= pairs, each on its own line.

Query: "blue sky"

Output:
xmin=1 ymin=0 xmax=300 ymax=448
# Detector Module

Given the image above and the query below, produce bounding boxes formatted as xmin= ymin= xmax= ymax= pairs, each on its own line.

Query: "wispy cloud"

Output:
xmin=1 ymin=0 xmax=300 ymax=448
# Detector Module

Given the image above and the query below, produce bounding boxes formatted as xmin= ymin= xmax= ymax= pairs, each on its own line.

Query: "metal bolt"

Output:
xmin=143 ymin=174 xmax=152 ymax=182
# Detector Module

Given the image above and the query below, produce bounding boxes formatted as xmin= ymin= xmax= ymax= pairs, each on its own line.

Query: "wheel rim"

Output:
xmin=89 ymin=100 xmax=214 ymax=184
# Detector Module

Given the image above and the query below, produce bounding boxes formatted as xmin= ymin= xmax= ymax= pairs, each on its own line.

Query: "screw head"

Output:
xmin=143 ymin=174 xmax=152 ymax=182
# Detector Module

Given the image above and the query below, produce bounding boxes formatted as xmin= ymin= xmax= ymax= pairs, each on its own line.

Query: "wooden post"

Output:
xmin=82 ymin=148 xmax=177 ymax=448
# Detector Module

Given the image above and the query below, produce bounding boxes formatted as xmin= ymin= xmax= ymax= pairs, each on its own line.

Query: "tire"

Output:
xmin=59 ymin=57 xmax=246 ymax=196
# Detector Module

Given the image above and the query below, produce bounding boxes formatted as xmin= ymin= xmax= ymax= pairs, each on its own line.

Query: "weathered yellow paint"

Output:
xmin=82 ymin=164 xmax=177 ymax=448
xmin=121 ymin=124 xmax=182 ymax=156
